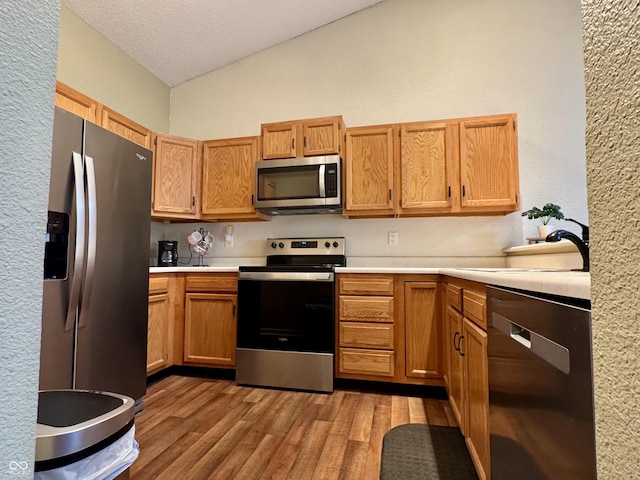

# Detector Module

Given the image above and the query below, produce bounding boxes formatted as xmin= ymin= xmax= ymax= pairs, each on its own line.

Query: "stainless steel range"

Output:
xmin=236 ymin=237 xmax=346 ymax=393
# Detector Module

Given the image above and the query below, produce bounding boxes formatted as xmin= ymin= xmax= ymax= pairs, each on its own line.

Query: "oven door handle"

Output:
xmin=238 ymin=271 xmax=334 ymax=282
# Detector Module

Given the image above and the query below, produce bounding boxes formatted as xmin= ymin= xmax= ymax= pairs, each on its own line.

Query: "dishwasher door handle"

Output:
xmin=492 ymin=312 xmax=571 ymax=374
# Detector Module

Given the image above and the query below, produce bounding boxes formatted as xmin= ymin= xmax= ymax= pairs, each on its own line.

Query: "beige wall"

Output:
xmin=170 ymin=0 xmax=588 ymax=250
xmin=57 ymin=5 xmax=170 ymax=133
xmin=583 ymin=1 xmax=640 ymax=477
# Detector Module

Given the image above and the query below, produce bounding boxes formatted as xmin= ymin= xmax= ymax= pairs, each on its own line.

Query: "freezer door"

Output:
xmin=39 ymin=108 xmax=85 ymax=391
xmin=74 ymin=122 xmax=152 ymax=401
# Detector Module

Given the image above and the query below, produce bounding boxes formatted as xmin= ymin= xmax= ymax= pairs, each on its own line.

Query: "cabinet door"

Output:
xmin=404 ymin=282 xmax=440 ymax=379
xmin=201 ymin=136 xmax=267 ymax=220
xmin=302 ymin=116 xmax=343 ymax=157
xmin=152 ymin=134 xmax=200 ymax=219
xmin=184 ymin=293 xmax=237 ymax=366
xmin=447 ymin=306 xmax=465 ymax=432
xmin=261 ymin=120 xmax=299 ymax=159
xmin=399 ymin=121 xmax=458 ymax=214
xmin=463 ymin=318 xmax=490 ymax=480
xmin=344 ymin=125 xmax=396 ymax=216
xmin=459 ymin=114 xmax=519 ymax=212
xmin=100 ymin=106 xmax=152 ymax=149
xmin=54 ymin=81 xmax=102 ymax=124
xmin=147 ymin=293 xmax=170 ymax=373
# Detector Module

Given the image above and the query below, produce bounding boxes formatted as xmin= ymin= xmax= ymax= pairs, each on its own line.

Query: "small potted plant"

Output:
xmin=521 ymin=203 xmax=564 ymax=238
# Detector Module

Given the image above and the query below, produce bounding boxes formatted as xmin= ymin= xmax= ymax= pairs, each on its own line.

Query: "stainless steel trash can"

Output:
xmin=35 ymin=390 xmax=138 ymax=479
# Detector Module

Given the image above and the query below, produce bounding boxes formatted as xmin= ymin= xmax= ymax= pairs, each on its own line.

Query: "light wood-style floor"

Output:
xmin=130 ymin=375 xmax=456 ymax=480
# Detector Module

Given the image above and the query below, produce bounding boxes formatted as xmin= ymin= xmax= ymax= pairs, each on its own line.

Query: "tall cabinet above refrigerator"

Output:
xmin=40 ymin=107 xmax=152 ymax=406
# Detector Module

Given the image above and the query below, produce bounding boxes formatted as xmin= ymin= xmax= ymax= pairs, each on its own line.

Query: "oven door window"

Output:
xmin=238 ymin=279 xmax=334 ymax=353
xmin=257 ymin=165 xmax=321 ymax=201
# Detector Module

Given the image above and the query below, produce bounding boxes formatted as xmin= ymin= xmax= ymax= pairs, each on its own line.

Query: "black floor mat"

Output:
xmin=380 ymin=424 xmax=478 ymax=480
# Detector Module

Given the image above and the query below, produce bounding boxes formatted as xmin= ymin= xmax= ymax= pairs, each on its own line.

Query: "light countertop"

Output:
xmin=335 ymin=267 xmax=589 ymax=300
xmin=150 ymin=265 xmax=590 ymax=300
xmin=149 ymin=266 xmax=239 ymax=273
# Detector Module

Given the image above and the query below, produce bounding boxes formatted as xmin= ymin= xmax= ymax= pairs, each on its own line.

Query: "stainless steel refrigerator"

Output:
xmin=40 ymin=107 xmax=152 ymax=406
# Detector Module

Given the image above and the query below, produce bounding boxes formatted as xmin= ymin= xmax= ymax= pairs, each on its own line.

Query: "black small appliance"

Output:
xmin=157 ymin=240 xmax=178 ymax=267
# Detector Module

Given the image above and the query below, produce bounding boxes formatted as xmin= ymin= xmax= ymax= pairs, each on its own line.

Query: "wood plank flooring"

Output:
xmin=130 ymin=375 xmax=457 ymax=480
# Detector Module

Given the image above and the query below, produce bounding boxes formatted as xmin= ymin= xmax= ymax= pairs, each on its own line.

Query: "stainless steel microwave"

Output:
xmin=255 ymin=155 xmax=342 ymax=215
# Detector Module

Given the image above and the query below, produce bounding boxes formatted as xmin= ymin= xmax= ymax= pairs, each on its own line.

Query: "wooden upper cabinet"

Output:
xmin=151 ymin=134 xmax=200 ymax=219
xmin=261 ymin=120 xmax=299 ymax=159
xmin=459 ymin=114 xmax=519 ymax=212
xmin=261 ymin=116 xmax=345 ymax=159
xmin=101 ymin=106 xmax=152 ymax=149
xmin=54 ymin=81 xmax=102 ymax=123
xmin=54 ymin=82 xmax=152 ymax=149
xmin=302 ymin=116 xmax=345 ymax=157
xmin=201 ymin=136 xmax=268 ymax=221
xmin=398 ymin=121 xmax=458 ymax=215
xmin=343 ymin=125 xmax=396 ymax=217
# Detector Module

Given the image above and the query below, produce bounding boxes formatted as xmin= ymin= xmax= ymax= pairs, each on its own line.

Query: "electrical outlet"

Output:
xmin=388 ymin=231 xmax=398 ymax=246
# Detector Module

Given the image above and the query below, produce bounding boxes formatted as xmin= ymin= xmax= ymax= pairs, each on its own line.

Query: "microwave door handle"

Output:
xmin=65 ymin=152 xmax=86 ymax=332
xmin=318 ymin=164 xmax=326 ymax=197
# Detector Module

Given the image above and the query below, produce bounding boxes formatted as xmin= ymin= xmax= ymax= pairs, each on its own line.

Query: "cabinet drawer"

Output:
xmin=339 ymin=296 xmax=394 ymax=322
xmin=339 ymin=348 xmax=395 ymax=377
xmin=447 ymin=284 xmax=463 ymax=312
xmin=185 ymin=275 xmax=237 ymax=293
xmin=339 ymin=322 xmax=394 ymax=349
xmin=339 ymin=276 xmax=394 ymax=295
xmin=148 ymin=275 xmax=170 ymax=295
xmin=463 ymin=290 xmax=486 ymax=329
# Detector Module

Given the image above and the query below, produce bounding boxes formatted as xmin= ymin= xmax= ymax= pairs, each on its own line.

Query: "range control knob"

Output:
xmin=333 ymin=241 xmax=339 ymax=248
xmin=270 ymin=242 xmax=277 ymax=249
xmin=278 ymin=242 xmax=285 ymax=249
xmin=325 ymin=241 xmax=331 ymax=248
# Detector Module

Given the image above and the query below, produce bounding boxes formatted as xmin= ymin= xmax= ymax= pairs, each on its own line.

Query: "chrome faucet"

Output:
xmin=545 ymin=230 xmax=590 ymax=272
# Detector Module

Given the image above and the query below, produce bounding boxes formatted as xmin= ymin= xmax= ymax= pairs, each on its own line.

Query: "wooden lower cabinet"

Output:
xmin=339 ymin=348 xmax=395 ymax=377
xmin=336 ymin=274 xmax=443 ymax=386
xmin=184 ymin=293 xmax=237 ymax=365
xmin=445 ymin=280 xmax=490 ymax=480
xmin=147 ymin=275 xmax=174 ymax=375
xmin=403 ymin=282 xmax=440 ymax=380
xmin=446 ymin=305 xmax=465 ymax=430
xmin=183 ymin=274 xmax=238 ymax=367
xmin=463 ymin=318 xmax=489 ymax=480
xmin=336 ymin=274 xmax=396 ymax=380
xmin=147 ymin=293 xmax=170 ymax=373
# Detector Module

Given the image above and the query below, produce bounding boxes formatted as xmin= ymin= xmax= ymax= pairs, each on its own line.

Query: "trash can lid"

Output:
xmin=35 ymin=390 xmax=135 ymax=462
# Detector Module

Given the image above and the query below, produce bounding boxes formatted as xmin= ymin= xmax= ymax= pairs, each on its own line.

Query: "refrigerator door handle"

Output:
xmin=65 ymin=152 xmax=86 ymax=332
xmin=79 ymin=154 xmax=97 ymax=329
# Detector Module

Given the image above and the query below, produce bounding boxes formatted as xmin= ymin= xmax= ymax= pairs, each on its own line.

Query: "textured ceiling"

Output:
xmin=62 ymin=0 xmax=384 ymax=87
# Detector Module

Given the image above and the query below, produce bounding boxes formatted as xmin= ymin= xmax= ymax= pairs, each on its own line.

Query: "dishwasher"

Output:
xmin=487 ymin=286 xmax=596 ymax=479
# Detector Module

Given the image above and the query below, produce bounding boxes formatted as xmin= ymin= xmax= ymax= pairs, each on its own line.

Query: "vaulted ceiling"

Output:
xmin=63 ymin=0 xmax=384 ymax=87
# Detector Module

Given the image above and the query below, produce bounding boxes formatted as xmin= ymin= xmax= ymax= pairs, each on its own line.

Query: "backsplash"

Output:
xmin=150 ymin=213 xmax=522 ymax=267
